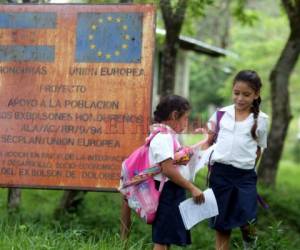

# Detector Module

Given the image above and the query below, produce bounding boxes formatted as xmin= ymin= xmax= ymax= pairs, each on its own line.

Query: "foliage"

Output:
xmin=232 ymin=0 xmax=259 ymax=26
xmin=188 ymin=0 xmax=300 ymax=120
xmin=292 ymin=140 xmax=300 ymax=162
xmin=227 ymin=1 xmax=300 ymax=167
xmin=187 ymin=0 xmax=277 ymax=122
xmin=180 ymin=0 xmax=213 ymax=36
xmin=189 ymin=56 xmax=229 ymax=120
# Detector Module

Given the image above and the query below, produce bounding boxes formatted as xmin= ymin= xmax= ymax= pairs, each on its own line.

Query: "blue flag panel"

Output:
xmin=76 ymin=12 xmax=142 ymax=63
xmin=0 ymin=12 xmax=56 ymax=62
xmin=0 ymin=46 xmax=55 ymax=62
xmin=0 ymin=12 xmax=57 ymax=29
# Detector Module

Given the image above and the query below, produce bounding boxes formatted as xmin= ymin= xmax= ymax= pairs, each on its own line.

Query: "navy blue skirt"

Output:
xmin=152 ymin=180 xmax=191 ymax=246
xmin=209 ymin=162 xmax=257 ymax=231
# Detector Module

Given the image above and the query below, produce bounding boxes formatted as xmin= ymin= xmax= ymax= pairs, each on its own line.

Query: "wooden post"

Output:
xmin=120 ymin=197 xmax=131 ymax=240
xmin=7 ymin=188 xmax=21 ymax=212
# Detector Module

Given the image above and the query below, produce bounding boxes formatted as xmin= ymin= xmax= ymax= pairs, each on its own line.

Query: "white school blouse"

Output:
xmin=209 ymin=105 xmax=268 ymax=170
xmin=148 ymin=124 xmax=191 ymax=182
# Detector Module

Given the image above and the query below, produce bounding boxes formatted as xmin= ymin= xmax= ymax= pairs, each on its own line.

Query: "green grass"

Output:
xmin=0 ymin=189 xmax=149 ymax=250
xmin=0 ymin=161 xmax=299 ymax=249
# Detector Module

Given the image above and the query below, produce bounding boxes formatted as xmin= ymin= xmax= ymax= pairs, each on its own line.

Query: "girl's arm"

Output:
xmin=160 ymin=158 xmax=205 ymax=204
xmin=193 ymin=121 xmax=216 ymax=150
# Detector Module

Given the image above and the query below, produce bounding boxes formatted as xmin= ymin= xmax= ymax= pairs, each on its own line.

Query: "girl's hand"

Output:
xmin=190 ymin=186 xmax=205 ymax=204
xmin=194 ymin=121 xmax=215 ymax=134
xmin=161 ymin=160 xmax=204 ymax=203
xmin=193 ymin=122 xmax=216 ymax=150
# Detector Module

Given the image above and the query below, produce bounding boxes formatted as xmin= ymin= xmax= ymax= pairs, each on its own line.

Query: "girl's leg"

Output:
xmin=240 ymin=224 xmax=257 ymax=249
xmin=216 ymin=230 xmax=231 ymax=250
xmin=153 ymin=243 xmax=170 ymax=250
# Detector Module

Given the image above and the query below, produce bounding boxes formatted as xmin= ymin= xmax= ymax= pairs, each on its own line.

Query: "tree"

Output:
xmin=159 ymin=0 xmax=188 ymax=96
xmin=54 ymin=190 xmax=87 ymax=217
xmin=258 ymin=0 xmax=300 ymax=186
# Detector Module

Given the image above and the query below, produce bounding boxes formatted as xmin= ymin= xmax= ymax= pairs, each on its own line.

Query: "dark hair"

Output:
xmin=233 ymin=70 xmax=262 ymax=140
xmin=153 ymin=95 xmax=191 ymax=123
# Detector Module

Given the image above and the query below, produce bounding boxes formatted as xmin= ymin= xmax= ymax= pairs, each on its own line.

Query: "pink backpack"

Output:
xmin=119 ymin=128 xmax=178 ymax=224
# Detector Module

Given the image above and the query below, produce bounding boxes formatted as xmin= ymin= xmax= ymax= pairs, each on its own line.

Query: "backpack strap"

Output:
xmin=257 ymin=194 xmax=269 ymax=209
xmin=145 ymin=127 xmax=178 ymax=151
xmin=206 ymin=149 xmax=214 ymax=187
xmin=145 ymin=127 xmax=167 ymax=146
xmin=212 ymin=110 xmax=225 ymax=144
xmin=207 ymin=110 xmax=225 ymax=187
xmin=145 ymin=127 xmax=179 ymax=192
xmin=159 ymin=133 xmax=179 ymax=192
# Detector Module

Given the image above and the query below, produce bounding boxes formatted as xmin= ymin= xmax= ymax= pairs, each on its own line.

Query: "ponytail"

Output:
xmin=250 ymin=97 xmax=261 ymax=140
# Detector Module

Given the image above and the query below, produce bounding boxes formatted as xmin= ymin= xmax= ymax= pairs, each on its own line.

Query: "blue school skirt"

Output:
xmin=209 ymin=162 xmax=257 ymax=231
xmin=152 ymin=180 xmax=191 ymax=246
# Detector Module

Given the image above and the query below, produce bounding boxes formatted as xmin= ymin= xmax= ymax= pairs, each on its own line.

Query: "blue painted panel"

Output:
xmin=76 ymin=12 xmax=142 ymax=63
xmin=0 ymin=46 xmax=55 ymax=62
xmin=0 ymin=12 xmax=57 ymax=29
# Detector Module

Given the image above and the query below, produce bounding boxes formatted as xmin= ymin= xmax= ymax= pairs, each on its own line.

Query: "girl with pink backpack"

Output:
xmin=138 ymin=95 xmax=206 ymax=249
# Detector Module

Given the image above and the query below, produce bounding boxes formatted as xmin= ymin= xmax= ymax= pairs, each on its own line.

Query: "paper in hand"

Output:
xmin=187 ymin=145 xmax=215 ymax=181
xmin=179 ymin=188 xmax=219 ymax=230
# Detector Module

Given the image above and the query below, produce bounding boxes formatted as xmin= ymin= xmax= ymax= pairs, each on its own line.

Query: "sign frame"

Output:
xmin=0 ymin=4 xmax=156 ymax=192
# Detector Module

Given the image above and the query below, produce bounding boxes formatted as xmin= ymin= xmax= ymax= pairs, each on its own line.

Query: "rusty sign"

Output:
xmin=0 ymin=4 xmax=155 ymax=191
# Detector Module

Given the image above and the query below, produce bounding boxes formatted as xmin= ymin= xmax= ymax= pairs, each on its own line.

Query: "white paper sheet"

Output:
xmin=187 ymin=145 xmax=215 ymax=181
xmin=179 ymin=188 xmax=219 ymax=230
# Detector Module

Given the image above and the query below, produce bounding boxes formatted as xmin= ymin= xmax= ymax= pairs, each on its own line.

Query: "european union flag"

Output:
xmin=76 ymin=13 xmax=142 ymax=63
xmin=0 ymin=12 xmax=56 ymax=62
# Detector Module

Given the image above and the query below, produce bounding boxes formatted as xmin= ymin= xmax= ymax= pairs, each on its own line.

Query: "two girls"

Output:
xmin=122 ymin=69 xmax=268 ymax=250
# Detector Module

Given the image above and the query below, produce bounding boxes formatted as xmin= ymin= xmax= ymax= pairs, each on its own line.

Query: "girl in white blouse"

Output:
xmin=151 ymin=95 xmax=205 ymax=250
xmin=207 ymin=70 xmax=268 ymax=250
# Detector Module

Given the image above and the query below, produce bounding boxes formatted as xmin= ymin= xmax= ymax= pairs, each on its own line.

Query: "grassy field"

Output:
xmin=0 ymin=160 xmax=299 ymax=250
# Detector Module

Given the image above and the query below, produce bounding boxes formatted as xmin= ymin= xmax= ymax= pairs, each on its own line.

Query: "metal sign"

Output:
xmin=0 ymin=4 xmax=155 ymax=191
